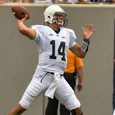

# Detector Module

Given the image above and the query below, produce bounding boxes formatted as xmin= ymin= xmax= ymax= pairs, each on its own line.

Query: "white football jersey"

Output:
xmin=31 ymin=25 xmax=77 ymax=74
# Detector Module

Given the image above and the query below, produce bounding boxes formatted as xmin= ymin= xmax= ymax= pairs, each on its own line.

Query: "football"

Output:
xmin=11 ymin=5 xmax=30 ymax=20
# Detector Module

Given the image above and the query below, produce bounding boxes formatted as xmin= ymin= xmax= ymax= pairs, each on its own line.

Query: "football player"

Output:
xmin=9 ymin=5 xmax=95 ymax=115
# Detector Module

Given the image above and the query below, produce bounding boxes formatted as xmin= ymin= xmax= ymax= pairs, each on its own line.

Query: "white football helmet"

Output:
xmin=44 ymin=5 xmax=68 ymax=27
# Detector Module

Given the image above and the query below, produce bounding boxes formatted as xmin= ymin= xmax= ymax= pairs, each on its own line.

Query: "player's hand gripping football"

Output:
xmin=15 ymin=15 xmax=27 ymax=24
xmin=83 ymin=24 xmax=95 ymax=40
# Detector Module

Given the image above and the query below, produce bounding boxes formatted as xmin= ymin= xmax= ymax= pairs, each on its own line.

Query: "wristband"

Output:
xmin=81 ymin=40 xmax=89 ymax=52
xmin=83 ymin=38 xmax=89 ymax=41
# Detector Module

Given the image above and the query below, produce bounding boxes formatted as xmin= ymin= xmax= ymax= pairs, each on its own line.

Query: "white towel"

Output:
xmin=45 ymin=73 xmax=61 ymax=99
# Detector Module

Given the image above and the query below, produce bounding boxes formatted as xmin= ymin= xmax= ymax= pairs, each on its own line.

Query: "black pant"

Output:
xmin=45 ymin=72 xmax=76 ymax=115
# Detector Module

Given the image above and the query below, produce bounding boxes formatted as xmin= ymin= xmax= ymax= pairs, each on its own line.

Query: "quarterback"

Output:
xmin=9 ymin=5 xmax=95 ymax=115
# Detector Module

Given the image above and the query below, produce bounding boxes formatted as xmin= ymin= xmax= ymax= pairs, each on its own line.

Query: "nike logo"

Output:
xmin=49 ymin=34 xmax=53 ymax=36
xmin=62 ymin=36 xmax=66 ymax=38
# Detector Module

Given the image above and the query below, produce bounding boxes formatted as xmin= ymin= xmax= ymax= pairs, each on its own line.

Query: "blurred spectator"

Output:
xmin=110 ymin=0 xmax=115 ymax=3
xmin=32 ymin=0 xmax=89 ymax=4
xmin=32 ymin=0 xmax=52 ymax=3
xmin=90 ymin=0 xmax=114 ymax=3
xmin=0 ymin=0 xmax=6 ymax=3
xmin=55 ymin=0 xmax=89 ymax=3
xmin=9 ymin=0 xmax=20 ymax=2
xmin=9 ymin=0 xmax=29 ymax=3
xmin=77 ymin=0 xmax=89 ymax=3
xmin=90 ymin=0 xmax=103 ymax=2
xmin=1 ymin=0 xmax=30 ymax=3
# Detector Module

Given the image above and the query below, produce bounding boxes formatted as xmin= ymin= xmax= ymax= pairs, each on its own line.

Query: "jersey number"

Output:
xmin=50 ymin=40 xmax=66 ymax=61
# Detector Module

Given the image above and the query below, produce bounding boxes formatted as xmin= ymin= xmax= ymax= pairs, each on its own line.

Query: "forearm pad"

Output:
xmin=81 ymin=40 xmax=90 ymax=52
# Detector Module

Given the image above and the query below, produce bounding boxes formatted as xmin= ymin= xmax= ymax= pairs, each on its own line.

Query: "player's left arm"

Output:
xmin=70 ymin=24 xmax=95 ymax=58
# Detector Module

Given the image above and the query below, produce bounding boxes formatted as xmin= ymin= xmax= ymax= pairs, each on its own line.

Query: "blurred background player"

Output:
xmin=45 ymin=49 xmax=84 ymax=115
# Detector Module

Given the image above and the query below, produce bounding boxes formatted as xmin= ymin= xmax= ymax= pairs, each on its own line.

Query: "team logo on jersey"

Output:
xmin=62 ymin=36 xmax=66 ymax=38
xmin=49 ymin=34 xmax=66 ymax=39
xmin=49 ymin=34 xmax=53 ymax=36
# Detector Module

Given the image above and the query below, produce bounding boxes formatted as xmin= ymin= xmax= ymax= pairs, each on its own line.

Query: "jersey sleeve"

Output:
xmin=30 ymin=25 xmax=41 ymax=40
xmin=75 ymin=56 xmax=84 ymax=68
xmin=69 ymin=29 xmax=77 ymax=48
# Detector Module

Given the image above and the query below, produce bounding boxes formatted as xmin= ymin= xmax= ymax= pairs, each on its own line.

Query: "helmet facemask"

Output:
xmin=52 ymin=12 xmax=68 ymax=27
